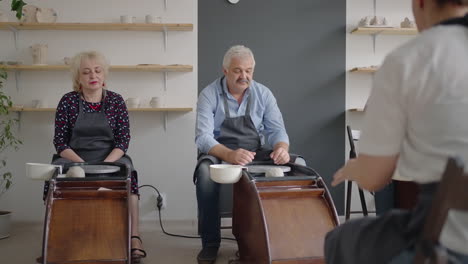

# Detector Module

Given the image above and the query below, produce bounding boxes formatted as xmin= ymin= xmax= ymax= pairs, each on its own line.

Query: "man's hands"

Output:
xmin=226 ymin=148 xmax=256 ymax=165
xmin=208 ymin=143 xmax=290 ymax=166
xmin=270 ymin=147 xmax=290 ymax=165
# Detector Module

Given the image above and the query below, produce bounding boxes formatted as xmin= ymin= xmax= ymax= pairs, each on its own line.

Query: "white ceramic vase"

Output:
xmin=0 ymin=211 xmax=12 ymax=239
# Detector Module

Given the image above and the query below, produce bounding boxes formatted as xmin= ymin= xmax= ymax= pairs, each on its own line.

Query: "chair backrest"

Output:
xmin=346 ymin=125 xmax=357 ymax=159
xmin=414 ymin=157 xmax=468 ymax=264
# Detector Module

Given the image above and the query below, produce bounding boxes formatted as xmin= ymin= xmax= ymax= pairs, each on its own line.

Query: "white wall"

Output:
xmin=345 ymin=0 xmax=415 ymax=213
xmin=0 ymin=0 xmax=198 ymax=222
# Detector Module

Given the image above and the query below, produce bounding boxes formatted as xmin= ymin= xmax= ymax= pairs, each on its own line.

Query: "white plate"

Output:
xmin=36 ymin=8 xmax=57 ymax=23
xmin=246 ymin=165 xmax=291 ymax=174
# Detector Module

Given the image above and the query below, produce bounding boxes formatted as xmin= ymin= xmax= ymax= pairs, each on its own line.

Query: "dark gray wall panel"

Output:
xmin=199 ymin=0 xmax=346 ymax=213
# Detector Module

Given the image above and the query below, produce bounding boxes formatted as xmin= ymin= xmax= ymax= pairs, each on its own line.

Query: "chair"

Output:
xmin=414 ymin=157 xmax=468 ymax=264
xmin=345 ymin=125 xmax=371 ymax=220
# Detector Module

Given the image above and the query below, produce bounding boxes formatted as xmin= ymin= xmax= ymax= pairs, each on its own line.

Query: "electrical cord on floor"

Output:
xmin=139 ymin=184 xmax=236 ymax=241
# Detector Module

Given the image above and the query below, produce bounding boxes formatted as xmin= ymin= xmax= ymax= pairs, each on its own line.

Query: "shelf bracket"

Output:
xmin=7 ymin=25 xmax=19 ymax=50
xmin=164 ymin=72 xmax=167 ymax=92
xmin=373 ymin=0 xmax=377 ymax=17
xmin=372 ymin=34 xmax=377 ymax=54
xmin=163 ymin=25 xmax=168 ymax=52
xmin=14 ymin=70 xmax=20 ymax=92
xmin=164 ymin=111 xmax=167 ymax=131
xmin=16 ymin=111 xmax=22 ymax=132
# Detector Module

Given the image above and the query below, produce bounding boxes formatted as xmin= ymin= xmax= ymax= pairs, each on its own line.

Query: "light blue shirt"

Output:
xmin=195 ymin=77 xmax=289 ymax=154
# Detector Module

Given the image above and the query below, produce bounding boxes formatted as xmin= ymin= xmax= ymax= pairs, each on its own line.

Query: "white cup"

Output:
xmin=63 ymin=57 xmax=71 ymax=65
xmin=150 ymin=97 xmax=161 ymax=108
xmin=145 ymin=15 xmax=161 ymax=24
xmin=26 ymin=163 xmax=62 ymax=180
xmin=32 ymin=99 xmax=46 ymax=108
xmin=126 ymin=97 xmax=140 ymax=108
xmin=120 ymin=15 xmax=135 ymax=23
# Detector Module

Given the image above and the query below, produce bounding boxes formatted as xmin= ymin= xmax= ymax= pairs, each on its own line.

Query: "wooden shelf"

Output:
xmin=347 ymin=108 xmax=364 ymax=113
xmin=0 ymin=64 xmax=193 ymax=72
xmin=351 ymin=27 xmax=417 ymax=35
xmin=10 ymin=107 xmax=193 ymax=112
xmin=0 ymin=22 xmax=193 ymax=31
xmin=350 ymin=67 xmax=378 ymax=73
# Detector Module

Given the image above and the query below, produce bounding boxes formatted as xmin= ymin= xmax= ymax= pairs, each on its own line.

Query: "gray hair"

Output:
xmin=70 ymin=51 xmax=109 ymax=92
xmin=222 ymin=45 xmax=256 ymax=69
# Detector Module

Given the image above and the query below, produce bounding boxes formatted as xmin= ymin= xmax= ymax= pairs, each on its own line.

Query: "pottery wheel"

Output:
xmin=246 ymin=165 xmax=291 ymax=174
xmin=79 ymin=165 xmax=121 ymax=174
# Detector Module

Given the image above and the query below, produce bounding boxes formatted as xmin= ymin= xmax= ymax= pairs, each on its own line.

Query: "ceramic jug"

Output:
xmin=30 ymin=44 xmax=48 ymax=65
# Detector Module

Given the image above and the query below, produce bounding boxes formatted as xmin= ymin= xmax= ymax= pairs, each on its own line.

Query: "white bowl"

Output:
xmin=26 ymin=163 xmax=62 ymax=181
xmin=209 ymin=164 xmax=243 ymax=184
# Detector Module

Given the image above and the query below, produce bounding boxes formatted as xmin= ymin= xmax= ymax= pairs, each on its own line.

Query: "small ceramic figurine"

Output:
xmin=359 ymin=16 xmax=389 ymax=27
xmin=401 ymin=17 xmax=416 ymax=28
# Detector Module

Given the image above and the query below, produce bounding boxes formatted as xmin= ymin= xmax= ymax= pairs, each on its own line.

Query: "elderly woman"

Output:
xmin=325 ymin=0 xmax=468 ymax=263
xmin=48 ymin=51 xmax=146 ymax=262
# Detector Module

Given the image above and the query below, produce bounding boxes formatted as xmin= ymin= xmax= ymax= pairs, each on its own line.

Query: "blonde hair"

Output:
xmin=222 ymin=45 xmax=256 ymax=70
xmin=70 ymin=51 xmax=109 ymax=92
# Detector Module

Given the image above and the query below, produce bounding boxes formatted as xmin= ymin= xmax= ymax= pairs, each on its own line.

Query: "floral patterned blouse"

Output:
xmin=53 ymin=90 xmax=130 ymax=154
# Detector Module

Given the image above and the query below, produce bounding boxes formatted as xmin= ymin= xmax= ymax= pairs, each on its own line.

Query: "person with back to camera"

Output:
xmin=43 ymin=51 xmax=146 ymax=263
xmin=194 ymin=45 xmax=304 ymax=264
xmin=325 ymin=0 xmax=468 ymax=263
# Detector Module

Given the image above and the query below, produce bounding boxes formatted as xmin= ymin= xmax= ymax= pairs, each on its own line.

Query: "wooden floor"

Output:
xmin=0 ymin=220 xmax=239 ymax=264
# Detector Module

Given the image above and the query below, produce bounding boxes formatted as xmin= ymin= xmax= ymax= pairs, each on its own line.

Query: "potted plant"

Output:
xmin=0 ymin=68 xmax=22 ymax=239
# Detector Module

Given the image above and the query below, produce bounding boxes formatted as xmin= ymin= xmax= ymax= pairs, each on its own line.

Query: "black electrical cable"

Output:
xmin=139 ymin=184 xmax=236 ymax=241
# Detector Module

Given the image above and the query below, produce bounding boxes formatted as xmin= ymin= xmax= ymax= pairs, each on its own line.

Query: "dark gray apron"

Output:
xmin=325 ymin=15 xmax=468 ymax=264
xmin=196 ymin=77 xmax=263 ymax=167
xmin=53 ymin=90 xmax=134 ymax=170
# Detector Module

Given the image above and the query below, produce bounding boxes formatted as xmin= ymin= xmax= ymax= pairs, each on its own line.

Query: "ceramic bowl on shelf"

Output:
xmin=36 ymin=8 xmax=58 ymax=23
xmin=21 ymin=5 xmax=39 ymax=23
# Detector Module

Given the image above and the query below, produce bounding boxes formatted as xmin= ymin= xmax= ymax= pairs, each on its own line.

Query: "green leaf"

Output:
xmin=11 ymin=0 xmax=27 ymax=20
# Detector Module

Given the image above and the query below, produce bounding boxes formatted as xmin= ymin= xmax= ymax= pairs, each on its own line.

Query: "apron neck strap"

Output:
xmin=78 ymin=89 xmax=107 ymax=113
xmin=220 ymin=76 xmax=252 ymax=118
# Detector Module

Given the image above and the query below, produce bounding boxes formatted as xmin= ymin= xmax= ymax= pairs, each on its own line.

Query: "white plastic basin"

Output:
xmin=209 ymin=164 xmax=243 ymax=184
xmin=26 ymin=163 xmax=62 ymax=180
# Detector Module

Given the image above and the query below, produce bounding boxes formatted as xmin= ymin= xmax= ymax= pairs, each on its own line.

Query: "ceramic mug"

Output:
xmin=120 ymin=15 xmax=136 ymax=23
xmin=63 ymin=57 xmax=71 ymax=65
xmin=149 ymin=97 xmax=161 ymax=108
xmin=126 ymin=97 xmax=140 ymax=108
xmin=31 ymin=99 xmax=46 ymax=108
xmin=145 ymin=15 xmax=161 ymax=24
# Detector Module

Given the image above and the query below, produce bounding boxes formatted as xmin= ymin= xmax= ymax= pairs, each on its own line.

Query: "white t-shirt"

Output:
xmin=359 ymin=24 xmax=468 ymax=254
